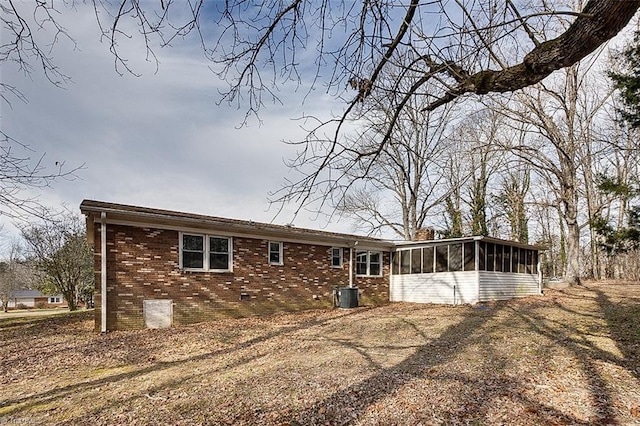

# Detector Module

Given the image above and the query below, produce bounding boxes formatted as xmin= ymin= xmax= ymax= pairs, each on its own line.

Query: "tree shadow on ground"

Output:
xmin=273 ymin=284 xmax=639 ymax=425
xmin=0 ymin=308 xmax=369 ymax=419
xmin=2 ymin=283 xmax=638 ymax=425
xmin=591 ymin=283 xmax=640 ymax=380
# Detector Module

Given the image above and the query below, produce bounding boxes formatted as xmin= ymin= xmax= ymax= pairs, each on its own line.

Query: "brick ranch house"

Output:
xmin=80 ymin=200 xmax=543 ymax=331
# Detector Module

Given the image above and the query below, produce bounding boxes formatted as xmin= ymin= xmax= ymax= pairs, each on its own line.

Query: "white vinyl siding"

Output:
xmin=390 ymin=271 xmax=479 ymax=305
xmin=478 ymin=272 xmax=541 ymax=301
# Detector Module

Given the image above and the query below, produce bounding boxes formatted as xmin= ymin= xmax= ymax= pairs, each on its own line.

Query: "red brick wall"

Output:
xmin=94 ymin=223 xmax=389 ymax=330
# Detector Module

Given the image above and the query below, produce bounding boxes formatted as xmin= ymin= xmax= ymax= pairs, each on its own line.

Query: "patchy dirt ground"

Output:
xmin=1 ymin=281 xmax=639 ymax=425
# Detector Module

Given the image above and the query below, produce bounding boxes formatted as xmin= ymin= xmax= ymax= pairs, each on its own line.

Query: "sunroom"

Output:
xmin=389 ymin=236 xmax=543 ymax=305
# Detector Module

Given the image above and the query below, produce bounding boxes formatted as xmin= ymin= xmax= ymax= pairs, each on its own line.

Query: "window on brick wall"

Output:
xmin=356 ymin=250 xmax=383 ymax=277
xmin=180 ymin=233 xmax=232 ymax=271
xmin=331 ymin=247 xmax=343 ymax=268
xmin=269 ymin=241 xmax=283 ymax=265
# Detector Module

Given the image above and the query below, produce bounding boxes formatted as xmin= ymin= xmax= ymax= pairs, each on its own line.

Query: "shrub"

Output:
xmin=16 ymin=303 xmax=28 ymax=310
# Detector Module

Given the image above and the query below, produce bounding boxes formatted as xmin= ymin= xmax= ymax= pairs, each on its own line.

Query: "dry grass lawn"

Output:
xmin=1 ymin=281 xmax=639 ymax=425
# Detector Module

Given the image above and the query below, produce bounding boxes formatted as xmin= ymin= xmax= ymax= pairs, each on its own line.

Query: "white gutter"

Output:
xmin=101 ymin=212 xmax=107 ymax=333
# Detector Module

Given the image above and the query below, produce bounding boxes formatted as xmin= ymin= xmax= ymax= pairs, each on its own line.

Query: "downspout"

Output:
xmin=101 ymin=212 xmax=107 ymax=334
xmin=349 ymin=243 xmax=355 ymax=288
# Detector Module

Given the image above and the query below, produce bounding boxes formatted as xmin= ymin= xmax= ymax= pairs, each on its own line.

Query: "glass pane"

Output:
xmin=449 ymin=244 xmax=462 ymax=272
xmin=269 ymin=242 xmax=281 ymax=264
xmin=356 ymin=251 xmax=367 ymax=275
xmin=369 ymin=252 xmax=380 ymax=265
xmin=486 ymin=243 xmax=495 ymax=271
xmin=210 ymin=253 xmax=229 ymax=270
xmin=332 ymin=248 xmax=341 ymax=267
xmin=503 ymin=246 xmax=511 ymax=273
xmin=533 ymin=251 xmax=539 ymax=274
xmin=400 ymin=251 xmax=410 ymax=274
xmin=369 ymin=262 xmax=381 ymax=276
xmin=478 ymin=242 xmax=486 ymax=271
xmin=435 ymin=245 xmax=448 ymax=272
xmin=411 ymin=249 xmax=421 ymax=274
xmin=463 ymin=242 xmax=475 ymax=271
xmin=422 ymin=247 xmax=434 ymax=273
xmin=210 ymin=237 xmax=228 ymax=253
xmin=183 ymin=234 xmax=203 ymax=251
xmin=183 ymin=251 xmax=203 ymax=269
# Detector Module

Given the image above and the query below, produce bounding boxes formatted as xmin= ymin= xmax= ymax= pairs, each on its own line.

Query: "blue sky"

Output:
xmin=0 ymin=2 xmax=353 ymax=248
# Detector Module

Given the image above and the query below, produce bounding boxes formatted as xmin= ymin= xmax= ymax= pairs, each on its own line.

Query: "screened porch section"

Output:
xmin=390 ymin=237 xmax=542 ymax=305
xmin=391 ymin=241 xmax=539 ymax=276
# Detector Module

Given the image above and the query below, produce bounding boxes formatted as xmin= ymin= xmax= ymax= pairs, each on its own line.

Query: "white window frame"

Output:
xmin=331 ymin=247 xmax=343 ymax=268
xmin=355 ymin=250 xmax=383 ymax=277
xmin=179 ymin=232 xmax=233 ymax=272
xmin=268 ymin=241 xmax=284 ymax=266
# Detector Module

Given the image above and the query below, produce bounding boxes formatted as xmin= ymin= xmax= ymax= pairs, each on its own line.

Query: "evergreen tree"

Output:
xmin=609 ymin=31 xmax=640 ymax=128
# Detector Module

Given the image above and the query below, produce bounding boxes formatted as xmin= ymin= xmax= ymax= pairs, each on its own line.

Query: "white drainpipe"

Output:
xmin=349 ymin=241 xmax=358 ymax=288
xmin=349 ymin=245 xmax=354 ymax=288
xmin=101 ymin=212 xmax=107 ymax=333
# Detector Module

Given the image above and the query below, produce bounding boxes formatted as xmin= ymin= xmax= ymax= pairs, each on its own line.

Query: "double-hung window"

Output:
xmin=180 ymin=233 xmax=232 ymax=271
xmin=356 ymin=250 xmax=382 ymax=276
xmin=331 ymin=247 xmax=343 ymax=268
xmin=269 ymin=241 xmax=283 ymax=265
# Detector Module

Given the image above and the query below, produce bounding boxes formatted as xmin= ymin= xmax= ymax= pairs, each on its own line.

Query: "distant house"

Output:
xmin=80 ymin=200 xmax=543 ymax=331
xmin=6 ymin=290 xmax=66 ymax=309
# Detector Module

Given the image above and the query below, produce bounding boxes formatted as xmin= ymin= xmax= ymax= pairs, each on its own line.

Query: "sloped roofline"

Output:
xmin=80 ymin=199 xmax=394 ymax=249
xmin=80 ymin=200 xmax=544 ymax=251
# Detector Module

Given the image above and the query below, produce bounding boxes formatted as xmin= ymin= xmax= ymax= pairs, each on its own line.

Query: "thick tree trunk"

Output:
xmin=562 ymin=170 xmax=582 ymax=285
xmin=443 ymin=1 xmax=640 ymax=96
xmin=565 ymin=220 xmax=582 ymax=286
xmin=65 ymin=291 xmax=78 ymax=311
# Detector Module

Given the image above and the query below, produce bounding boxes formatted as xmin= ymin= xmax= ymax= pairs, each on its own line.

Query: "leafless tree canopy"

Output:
xmin=6 ymin=1 xmax=636 ymax=118
xmin=0 ymin=133 xmax=82 ymax=220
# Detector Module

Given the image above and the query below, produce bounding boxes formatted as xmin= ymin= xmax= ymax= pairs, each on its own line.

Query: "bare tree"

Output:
xmin=0 ymin=239 xmax=30 ymax=312
xmin=336 ymin=90 xmax=457 ymax=239
xmin=496 ymin=162 xmax=531 ymax=243
xmin=496 ymin=53 xmax=614 ymax=285
xmin=4 ymin=1 xmax=639 ymax=219
xmin=1 ymin=134 xmax=83 ymax=219
xmin=20 ymin=210 xmax=93 ymax=311
xmin=1 ymin=2 xmax=86 ymax=220
xmin=84 ymin=0 xmax=640 ymax=112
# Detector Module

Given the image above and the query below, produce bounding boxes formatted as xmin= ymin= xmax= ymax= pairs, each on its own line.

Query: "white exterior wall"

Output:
xmin=478 ymin=272 xmax=541 ymax=301
xmin=390 ymin=271 xmax=479 ymax=305
xmin=7 ymin=298 xmax=36 ymax=308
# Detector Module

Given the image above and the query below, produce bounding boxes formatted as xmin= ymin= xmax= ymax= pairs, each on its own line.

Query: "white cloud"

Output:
xmin=0 ymin=2 xmax=355 ymax=250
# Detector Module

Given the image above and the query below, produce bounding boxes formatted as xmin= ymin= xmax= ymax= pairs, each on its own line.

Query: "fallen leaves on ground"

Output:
xmin=1 ymin=281 xmax=639 ymax=425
